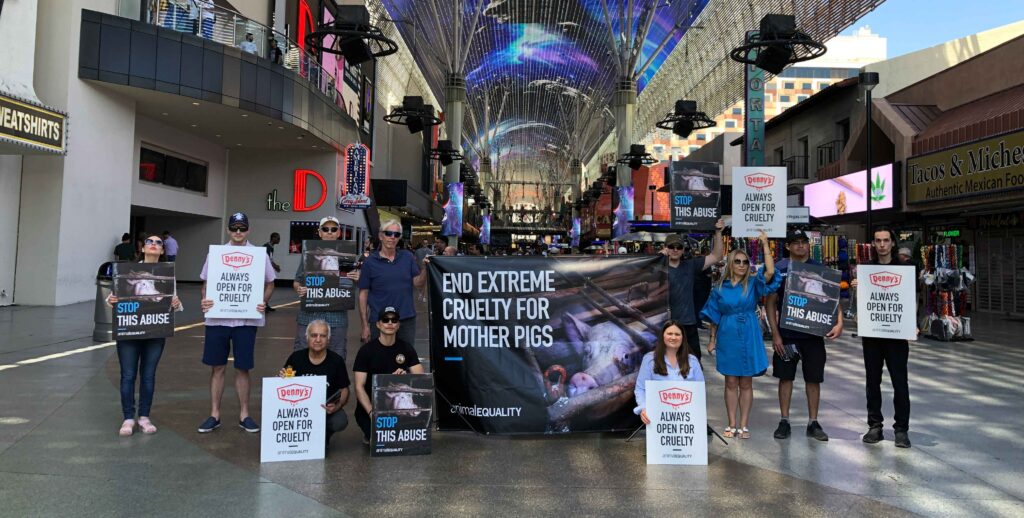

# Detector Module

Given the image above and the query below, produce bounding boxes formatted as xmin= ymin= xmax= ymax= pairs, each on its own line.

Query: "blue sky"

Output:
xmin=847 ymin=0 xmax=1024 ymax=58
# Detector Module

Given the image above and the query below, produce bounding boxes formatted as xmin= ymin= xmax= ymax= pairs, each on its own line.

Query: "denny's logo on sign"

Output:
xmin=658 ymin=388 xmax=693 ymax=407
xmin=744 ymin=173 xmax=775 ymax=190
xmin=869 ymin=271 xmax=902 ymax=289
xmin=0 ymin=94 xmax=66 ymax=153
xmin=277 ymin=384 xmax=312 ymax=405
xmin=221 ymin=252 xmax=253 ymax=270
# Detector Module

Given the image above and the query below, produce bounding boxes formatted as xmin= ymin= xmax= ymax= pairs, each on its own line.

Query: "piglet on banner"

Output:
xmin=613 ymin=186 xmax=634 ymax=240
xmin=480 ymin=214 xmax=491 ymax=245
xmin=338 ymin=143 xmax=371 ymax=209
xmin=205 ymin=245 xmax=267 ymax=319
xmin=779 ymin=261 xmax=842 ymax=337
xmin=428 ymin=255 xmax=668 ymax=434
xmin=442 ymin=182 xmax=464 ymax=237
xmin=301 ymin=240 xmax=358 ymax=311
xmin=371 ymin=374 xmax=433 ymax=456
xmin=670 ymin=161 xmax=721 ymax=231
xmin=112 ymin=262 xmax=176 ymax=340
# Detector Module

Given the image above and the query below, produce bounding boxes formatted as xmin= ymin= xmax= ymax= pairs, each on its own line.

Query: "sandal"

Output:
xmin=138 ymin=417 xmax=157 ymax=434
xmin=119 ymin=419 xmax=135 ymax=437
xmin=739 ymin=427 xmax=750 ymax=439
xmin=722 ymin=427 xmax=736 ymax=438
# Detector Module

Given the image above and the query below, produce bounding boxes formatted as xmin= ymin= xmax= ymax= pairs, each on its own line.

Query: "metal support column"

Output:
xmin=445 ymin=73 xmax=467 ymax=247
xmin=613 ymin=78 xmax=637 ymax=188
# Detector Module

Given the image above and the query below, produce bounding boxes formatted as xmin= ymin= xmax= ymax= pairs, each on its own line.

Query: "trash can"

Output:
xmin=93 ymin=262 xmax=115 ymax=342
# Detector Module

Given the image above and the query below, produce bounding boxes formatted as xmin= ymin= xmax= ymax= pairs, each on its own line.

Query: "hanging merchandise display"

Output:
xmin=723 ymin=236 xmax=783 ymax=265
xmin=921 ymin=244 xmax=975 ymax=341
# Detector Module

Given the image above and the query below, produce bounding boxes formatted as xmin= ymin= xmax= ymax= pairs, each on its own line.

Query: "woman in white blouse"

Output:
xmin=634 ymin=320 xmax=705 ymax=425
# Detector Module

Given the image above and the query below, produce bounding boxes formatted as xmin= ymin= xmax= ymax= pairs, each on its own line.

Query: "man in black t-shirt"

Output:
xmin=352 ymin=306 xmax=424 ymax=443
xmin=280 ymin=320 xmax=349 ymax=447
xmin=114 ymin=233 xmax=135 ymax=261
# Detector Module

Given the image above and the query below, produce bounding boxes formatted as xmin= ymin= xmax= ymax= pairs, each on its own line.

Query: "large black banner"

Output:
xmin=779 ymin=261 xmax=842 ymax=337
xmin=300 ymin=240 xmax=358 ymax=312
xmin=428 ymin=256 xmax=668 ymax=434
xmin=371 ymin=374 xmax=433 ymax=456
xmin=670 ymin=160 xmax=721 ymax=231
xmin=112 ymin=263 xmax=175 ymax=340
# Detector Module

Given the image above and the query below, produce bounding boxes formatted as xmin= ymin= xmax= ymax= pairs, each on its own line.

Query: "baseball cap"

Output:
xmin=664 ymin=234 xmax=683 ymax=247
xmin=228 ymin=212 xmax=249 ymax=228
xmin=319 ymin=216 xmax=340 ymax=227
xmin=379 ymin=306 xmax=400 ymax=321
xmin=898 ymin=247 xmax=912 ymax=257
xmin=786 ymin=229 xmax=810 ymax=243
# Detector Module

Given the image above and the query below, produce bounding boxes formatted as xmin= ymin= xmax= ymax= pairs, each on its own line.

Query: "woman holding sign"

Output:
xmin=105 ymin=235 xmax=181 ymax=436
xmin=634 ymin=320 xmax=705 ymax=425
xmin=701 ymin=231 xmax=778 ymax=439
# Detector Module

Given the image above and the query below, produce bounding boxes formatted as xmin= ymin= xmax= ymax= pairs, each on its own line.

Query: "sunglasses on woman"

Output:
xmin=380 ymin=317 xmax=400 ymax=324
xmin=321 ymin=226 xmax=340 ymax=233
xmin=381 ymin=230 xmax=402 ymax=238
xmin=145 ymin=239 xmax=163 ymax=245
xmin=733 ymin=259 xmax=750 ymax=265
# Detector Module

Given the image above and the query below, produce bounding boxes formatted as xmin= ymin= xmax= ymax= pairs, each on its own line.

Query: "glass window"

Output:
xmin=797 ymin=95 xmax=808 ymax=102
xmin=689 ymin=146 xmax=699 ymax=152
xmin=139 ymin=146 xmax=207 ymax=194
xmin=780 ymin=95 xmax=790 ymax=102
xmin=732 ymin=107 xmax=742 ymax=115
xmin=696 ymin=134 xmax=706 ymax=140
xmin=802 ymin=83 xmax=812 ymax=89
xmin=783 ymin=82 xmax=795 ymax=89
xmin=819 ymin=82 xmax=830 ymax=89
xmin=725 ymin=120 xmax=736 ymax=128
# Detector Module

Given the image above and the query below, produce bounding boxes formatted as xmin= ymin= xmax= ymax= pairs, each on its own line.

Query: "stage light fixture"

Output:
xmin=656 ymin=99 xmax=715 ymax=138
xmin=383 ymin=96 xmax=441 ymax=134
xmin=730 ymin=14 xmax=826 ymax=75
xmin=430 ymin=140 xmax=463 ymax=166
xmin=305 ymin=5 xmax=398 ymax=64
xmin=617 ymin=144 xmax=657 ymax=171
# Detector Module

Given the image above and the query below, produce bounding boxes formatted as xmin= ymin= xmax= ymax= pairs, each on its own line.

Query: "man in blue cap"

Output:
xmin=197 ymin=212 xmax=276 ymax=434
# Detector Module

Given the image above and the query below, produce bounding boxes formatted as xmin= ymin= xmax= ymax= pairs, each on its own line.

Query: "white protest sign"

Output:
xmin=205 ymin=245 xmax=266 ymax=319
xmin=260 ymin=376 xmax=326 ymax=463
xmin=732 ymin=166 xmax=787 ymax=237
xmin=856 ymin=265 xmax=917 ymax=340
xmin=645 ymin=380 xmax=708 ymax=465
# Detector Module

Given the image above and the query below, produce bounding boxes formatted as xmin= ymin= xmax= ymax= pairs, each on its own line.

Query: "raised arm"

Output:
xmin=703 ymin=218 xmax=726 ymax=269
xmin=759 ymin=230 xmax=775 ymax=282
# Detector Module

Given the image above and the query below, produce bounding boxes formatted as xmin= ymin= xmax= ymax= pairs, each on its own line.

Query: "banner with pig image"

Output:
xmin=112 ymin=262 xmax=176 ymax=340
xmin=428 ymin=256 xmax=668 ymax=434
xmin=779 ymin=261 xmax=842 ymax=337
xmin=300 ymin=240 xmax=358 ymax=312
xmin=371 ymin=374 xmax=434 ymax=457
xmin=670 ymin=161 xmax=721 ymax=231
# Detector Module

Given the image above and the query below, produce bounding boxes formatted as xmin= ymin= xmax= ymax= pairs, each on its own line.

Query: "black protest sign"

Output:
xmin=371 ymin=374 xmax=433 ymax=456
xmin=429 ymin=256 xmax=667 ymax=434
xmin=301 ymin=240 xmax=358 ymax=312
xmin=670 ymin=160 xmax=721 ymax=231
xmin=779 ymin=261 xmax=841 ymax=337
xmin=112 ymin=262 xmax=175 ymax=340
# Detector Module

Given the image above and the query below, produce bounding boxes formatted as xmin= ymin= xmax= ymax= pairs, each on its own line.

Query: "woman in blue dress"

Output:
xmin=702 ymin=231 xmax=779 ymax=439
xmin=634 ymin=320 xmax=705 ymax=425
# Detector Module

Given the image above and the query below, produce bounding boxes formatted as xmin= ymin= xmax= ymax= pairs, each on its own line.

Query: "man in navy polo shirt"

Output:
xmin=663 ymin=218 xmax=725 ymax=360
xmin=358 ymin=218 xmax=427 ymax=347
xmin=765 ymin=229 xmax=844 ymax=441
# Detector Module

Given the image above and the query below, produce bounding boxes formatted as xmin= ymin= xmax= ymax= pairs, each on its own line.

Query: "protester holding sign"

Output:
xmin=765 ymin=230 xmax=843 ymax=442
xmin=352 ymin=307 xmax=424 ymax=444
xmin=634 ymin=320 xmax=705 ymax=425
xmin=293 ymin=216 xmax=361 ymax=362
xmin=280 ymin=320 xmax=350 ymax=449
xmin=105 ymin=235 xmax=182 ymax=436
xmin=663 ymin=219 xmax=725 ymax=360
xmin=358 ymin=218 xmax=428 ymax=346
xmin=701 ymin=230 xmax=779 ymax=439
xmin=197 ymin=212 xmax=276 ymax=434
xmin=851 ymin=227 xmax=916 ymax=448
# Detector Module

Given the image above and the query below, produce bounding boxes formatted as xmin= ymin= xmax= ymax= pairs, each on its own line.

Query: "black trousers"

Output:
xmin=683 ymin=324 xmax=702 ymax=361
xmin=355 ymin=406 xmax=371 ymax=441
xmin=862 ymin=337 xmax=910 ymax=431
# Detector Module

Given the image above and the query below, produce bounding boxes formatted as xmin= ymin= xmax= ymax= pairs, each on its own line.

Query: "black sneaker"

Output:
xmin=894 ymin=431 xmax=911 ymax=448
xmin=806 ymin=421 xmax=829 ymax=441
xmin=862 ymin=426 xmax=883 ymax=444
xmin=239 ymin=417 xmax=261 ymax=433
xmin=197 ymin=416 xmax=221 ymax=433
xmin=773 ymin=419 xmax=791 ymax=439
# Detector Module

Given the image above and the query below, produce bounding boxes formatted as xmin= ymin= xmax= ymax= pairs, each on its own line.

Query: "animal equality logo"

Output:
xmin=221 ymin=252 xmax=253 ymax=270
xmin=658 ymin=388 xmax=693 ymax=407
xmin=744 ymin=173 xmax=775 ymax=190
xmin=869 ymin=271 xmax=902 ymax=289
xmin=277 ymin=384 xmax=312 ymax=405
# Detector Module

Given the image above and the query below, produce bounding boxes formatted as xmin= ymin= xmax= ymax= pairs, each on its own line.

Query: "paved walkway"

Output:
xmin=0 ymin=286 xmax=1021 ymax=517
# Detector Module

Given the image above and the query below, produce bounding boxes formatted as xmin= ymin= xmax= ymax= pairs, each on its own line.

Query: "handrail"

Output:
xmin=119 ymin=0 xmax=344 ymax=108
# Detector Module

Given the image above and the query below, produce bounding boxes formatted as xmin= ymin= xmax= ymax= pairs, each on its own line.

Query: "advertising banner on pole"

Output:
xmin=481 ymin=214 xmax=491 ymax=245
xmin=570 ymin=217 xmax=581 ymax=248
xmin=371 ymin=374 xmax=434 ymax=457
xmin=670 ymin=161 xmax=721 ymax=231
xmin=732 ymin=166 xmax=786 ymax=237
xmin=112 ymin=262 xmax=175 ymax=340
xmin=260 ymin=376 xmax=327 ymax=463
xmin=442 ymin=182 xmax=464 ymax=237
xmin=205 ymin=245 xmax=267 ymax=319
xmin=856 ymin=265 xmax=918 ymax=340
xmin=428 ymin=256 xmax=668 ymax=434
xmin=645 ymin=380 xmax=708 ymax=465
xmin=300 ymin=240 xmax=358 ymax=312
xmin=779 ymin=261 xmax=842 ymax=337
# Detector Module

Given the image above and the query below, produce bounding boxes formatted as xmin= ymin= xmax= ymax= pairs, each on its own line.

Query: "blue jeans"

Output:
xmin=117 ymin=339 xmax=165 ymax=419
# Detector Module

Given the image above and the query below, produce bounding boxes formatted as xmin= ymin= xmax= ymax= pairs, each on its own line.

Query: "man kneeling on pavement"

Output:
xmin=280 ymin=320 xmax=349 ymax=448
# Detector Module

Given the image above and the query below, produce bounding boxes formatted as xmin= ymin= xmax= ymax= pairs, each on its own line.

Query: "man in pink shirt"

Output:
xmin=196 ymin=212 xmax=276 ymax=433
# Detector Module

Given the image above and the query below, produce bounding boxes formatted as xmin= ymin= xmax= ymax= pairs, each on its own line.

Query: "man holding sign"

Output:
xmin=280 ymin=320 xmax=350 ymax=450
xmin=197 ymin=212 xmax=276 ymax=434
xmin=852 ymin=227 xmax=916 ymax=448
xmin=766 ymin=230 xmax=843 ymax=442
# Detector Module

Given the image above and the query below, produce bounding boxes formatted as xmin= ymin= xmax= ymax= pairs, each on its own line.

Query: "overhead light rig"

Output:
xmin=383 ymin=96 xmax=442 ymax=134
xmin=429 ymin=140 xmax=463 ymax=166
xmin=655 ymin=100 xmax=716 ymax=138
xmin=617 ymin=144 xmax=658 ymax=171
xmin=305 ymin=5 xmax=398 ymax=65
xmin=730 ymin=14 xmax=826 ymax=75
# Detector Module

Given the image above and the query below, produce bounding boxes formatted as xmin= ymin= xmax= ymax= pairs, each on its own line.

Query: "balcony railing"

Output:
xmin=117 ymin=0 xmax=342 ymax=106
xmin=816 ymin=139 xmax=844 ymax=170
xmin=782 ymin=155 xmax=809 ymax=180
